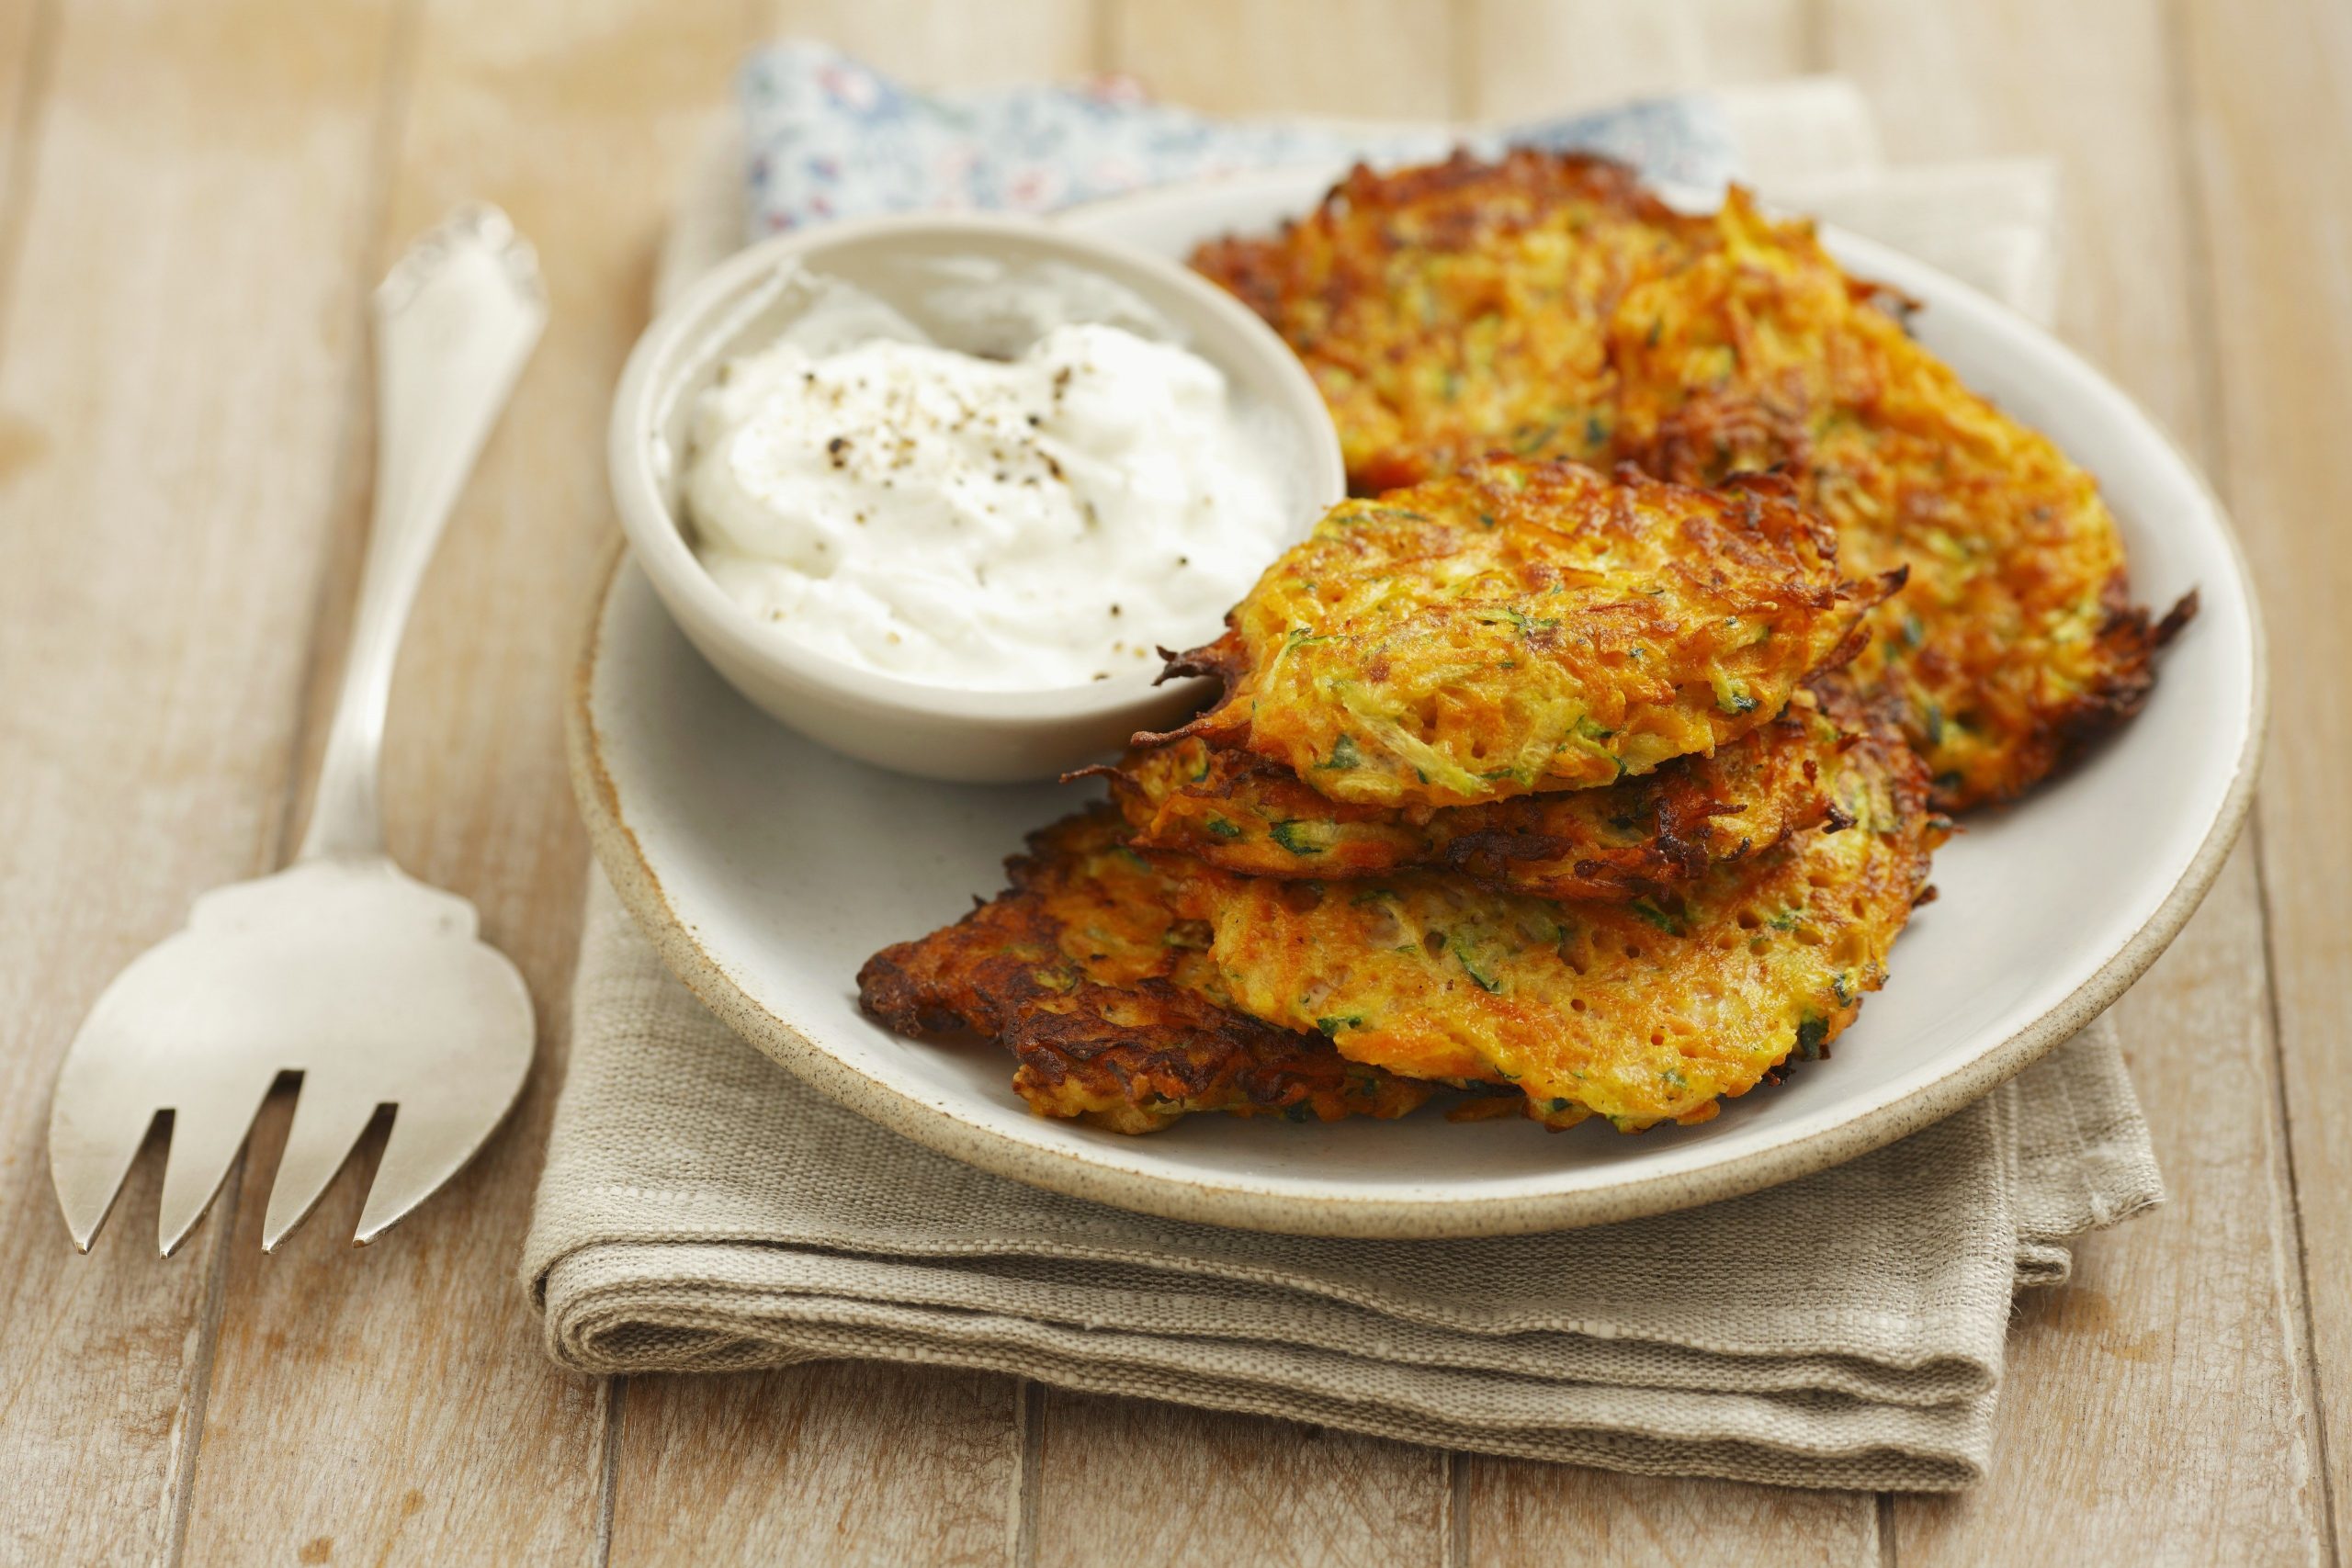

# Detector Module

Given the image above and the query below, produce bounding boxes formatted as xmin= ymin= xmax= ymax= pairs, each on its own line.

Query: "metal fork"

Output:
xmin=48 ymin=205 xmax=548 ymax=1257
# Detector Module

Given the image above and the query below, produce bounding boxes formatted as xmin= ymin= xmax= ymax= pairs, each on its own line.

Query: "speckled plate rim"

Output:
xmin=569 ymin=195 xmax=2267 ymax=1242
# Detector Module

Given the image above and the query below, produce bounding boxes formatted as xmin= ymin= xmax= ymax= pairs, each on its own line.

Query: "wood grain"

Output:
xmin=1464 ymin=1468 xmax=1878 ymax=1567
xmin=0 ymin=0 xmax=51 ymax=243
xmin=1822 ymin=0 xmax=2329 ymax=1560
xmin=1032 ymin=1396 xmax=1446 ymax=1568
xmin=611 ymin=1367 xmax=1022 ymax=1566
xmin=758 ymin=0 xmax=1099 ymax=85
xmin=1106 ymin=0 xmax=1454 ymax=118
xmin=0 ymin=0 xmax=401 ymax=1562
xmin=169 ymin=2 xmax=752 ymax=1564
xmin=2179 ymin=0 xmax=2352 ymax=1555
xmin=1462 ymin=0 xmax=1811 ymax=119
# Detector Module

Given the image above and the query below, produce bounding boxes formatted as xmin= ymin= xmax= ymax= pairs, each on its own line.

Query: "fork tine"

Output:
xmin=262 ymin=1079 xmax=382 ymax=1252
xmin=49 ymin=1083 xmax=163 ymax=1253
xmin=355 ymin=1094 xmax=501 ymax=1247
xmin=157 ymin=1073 xmax=277 ymax=1258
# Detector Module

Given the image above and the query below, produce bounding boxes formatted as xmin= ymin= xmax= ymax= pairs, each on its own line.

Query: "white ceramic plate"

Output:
xmin=572 ymin=166 xmax=2265 ymax=1239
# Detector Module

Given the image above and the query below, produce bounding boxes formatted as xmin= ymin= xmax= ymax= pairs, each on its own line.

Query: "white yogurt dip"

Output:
xmin=685 ymin=261 xmax=1296 ymax=690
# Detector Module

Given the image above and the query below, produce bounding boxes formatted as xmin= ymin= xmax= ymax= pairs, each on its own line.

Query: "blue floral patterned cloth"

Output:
xmin=740 ymin=41 xmax=1738 ymax=237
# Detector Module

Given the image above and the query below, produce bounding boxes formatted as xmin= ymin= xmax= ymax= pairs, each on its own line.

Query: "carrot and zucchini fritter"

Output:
xmin=852 ymin=158 xmax=2047 ymax=1140
xmin=1093 ymin=691 xmax=1845 ymax=903
xmin=1191 ymin=151 xmax=2171 ymax=807
xmin=856 ymin=809 xmax=1436 ymax=1133
xmin=861 ymin=694 xmax=1939 ymax=1138
xmin=1191 ymin=152 xmax=1705 ymax=492
xmin=1175 ymin=683 xmax=1945 ymax=1132
xmin=1146 ymin=457 xmax=1890 ymax=813
xmin=1604 ymin=188 xmax=2177 ymax=804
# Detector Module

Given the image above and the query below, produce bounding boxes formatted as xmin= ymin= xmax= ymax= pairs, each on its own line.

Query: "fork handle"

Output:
xmin=298 ymin=205 xmax=548 ymax=863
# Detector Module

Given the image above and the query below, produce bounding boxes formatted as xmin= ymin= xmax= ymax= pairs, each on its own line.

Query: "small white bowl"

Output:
xmin=606 ymin=213 xmax=1344 ymax=783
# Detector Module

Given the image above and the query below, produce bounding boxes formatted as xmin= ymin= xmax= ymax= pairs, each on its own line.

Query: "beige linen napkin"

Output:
xmin=525 ymin=80 xmax=2159 ymax=1492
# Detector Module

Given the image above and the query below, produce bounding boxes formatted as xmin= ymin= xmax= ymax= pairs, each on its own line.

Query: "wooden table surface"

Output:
xmin=2 ymin=0 xmax=2343 ymax=1562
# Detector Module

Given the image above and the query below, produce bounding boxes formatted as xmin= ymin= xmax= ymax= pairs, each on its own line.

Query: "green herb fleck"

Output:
xmin=1485 ymin=605 xmax=1561 ymax=637
xmin=1630 ymin=900 xmax=1685 ymax=936
xmin=1313 ymin=734 xmax=1363 ymax=772
xmin=1794 ymin=1017 xmax=1831 ymax=1059
xmin=1713 ymin=676 xmax=1759 ymax=716
xmin=1203 ymin=817 xmax=1242 ymax=840
xmin=1511 ymin=420 xmax=1563 ymax=455
xmin=1451 ymin=936 xmax=1503 ymax=993
xmin=1269 ymin=820 xmax=1322 ymax=856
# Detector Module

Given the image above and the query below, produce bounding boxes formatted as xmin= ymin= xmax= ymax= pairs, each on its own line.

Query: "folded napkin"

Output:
xmin=525 ymin=50 xmax=2159 ymax=1492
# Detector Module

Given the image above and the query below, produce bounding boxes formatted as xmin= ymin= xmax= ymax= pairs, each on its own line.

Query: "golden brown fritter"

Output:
xmin=1177 ymin=685 xmax=1946 ymax=1132
xmin=1092 ymin=691 xmax=1845 ymax=902
xmin=856 ymin=809 xmax=1435 ymax=1134
xmin=1144 ymin=457 xmax=1888 ymax=814
xmin=1605 ymin=189 xmax=2176 ymax=805
xmin=1192 ymin=151 xmax=1707 ymax=491
xmin=1191 ymin=154 xmax=2168 ymax=807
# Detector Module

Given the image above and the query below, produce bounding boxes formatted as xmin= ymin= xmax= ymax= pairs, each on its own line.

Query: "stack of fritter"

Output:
xmin=1193 ymin=151 xmax=2185 ymax=807
xmin=861 ymin=457 xmax=1946 ymax=1134
xmin=861 ymin=149 xmax=2171 ymax=1137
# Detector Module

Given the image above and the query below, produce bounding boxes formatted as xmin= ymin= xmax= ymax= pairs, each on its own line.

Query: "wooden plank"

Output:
xmin=1820 ymin=0 xmax=2331 ymax=1560
xmin=0 ymin=0 xmax=51 ymax=237
xmin=1464 ymin=1469 xmax=1876 ymax=1567
xmin=167 ymin=2 xmax=751 ymax=1564
xmin=1462 ymin=0 xmax=1812 ymax=119
xmin=761 ymin=0 xmax=1098 ymax=85
xmin=1033 ymin=1396 xmax=1446 ymax=1568
xmin=0 ymin=0 xmax=401 ymax=1562
xmin=610 ymin=1368 xmax=1022 ymax=1565
xmin=1105 ymin=0 xmax=1453 ymax=119
xmin=2177 ymin=0 xmax=2352 ymax=1555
